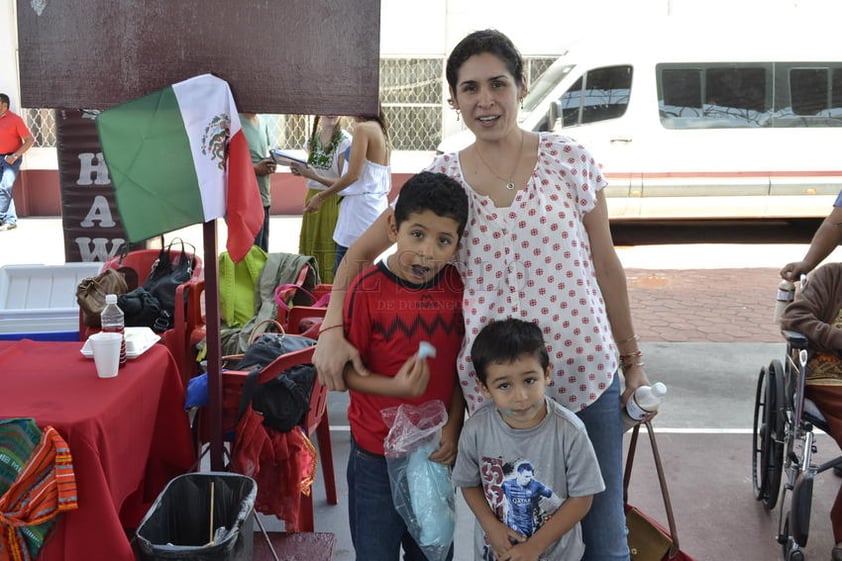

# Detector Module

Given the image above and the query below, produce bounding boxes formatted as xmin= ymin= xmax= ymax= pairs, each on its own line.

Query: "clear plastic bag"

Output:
xmin=381 ymin=400 xmax=455 ymax=561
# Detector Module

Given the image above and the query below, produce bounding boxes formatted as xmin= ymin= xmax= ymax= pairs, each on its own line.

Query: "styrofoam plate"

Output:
xmin=81 ymin=327 xmax=160 ymax=360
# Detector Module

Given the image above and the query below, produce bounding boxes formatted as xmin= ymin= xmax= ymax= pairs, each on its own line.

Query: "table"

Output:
xmin=0 ymin=340 xmax=196 ymax=561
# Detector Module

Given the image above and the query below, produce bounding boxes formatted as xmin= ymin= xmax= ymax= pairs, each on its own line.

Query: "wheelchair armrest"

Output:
xmin=781 ymin=329 xmax=809 ymax=349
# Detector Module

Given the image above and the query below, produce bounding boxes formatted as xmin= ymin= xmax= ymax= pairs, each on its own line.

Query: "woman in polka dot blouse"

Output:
xmin=313 ymin=29 xmax=651 ymax=561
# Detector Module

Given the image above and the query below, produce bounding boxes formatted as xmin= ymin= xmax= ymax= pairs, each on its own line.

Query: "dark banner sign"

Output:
xmin=17 ymin=0 xmax=380 ymax=115
xmin=55 ymin=109 xmax=139 ymax=262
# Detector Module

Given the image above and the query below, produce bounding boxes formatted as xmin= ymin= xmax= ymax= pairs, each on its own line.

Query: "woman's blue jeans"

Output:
xmin=576 ymin=373 xmax=630 ymax=561
xmin=347 ymin=439 xmax=453 ymax=561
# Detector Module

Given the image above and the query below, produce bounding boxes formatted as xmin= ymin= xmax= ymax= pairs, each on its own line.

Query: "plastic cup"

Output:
xmin=89 ymin=332 xmax=123 ymax=378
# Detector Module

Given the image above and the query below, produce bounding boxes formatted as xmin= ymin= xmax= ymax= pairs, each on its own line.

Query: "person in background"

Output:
xmin=336 ymin=171 xmax=468 ymax=561
xmin=0 ymin=93 xmax=34 ymax=232
xmin=289 ymin=115 xmax=352 ymax=283
xmin=313 ymin=29 xmax=650 ymax=561
xmin=781 ymin=199 xmax=842 ymax=281
xmin=780 ymin=262 xmax=842 ymax=561
xmin=302 ymin=106 xmax=390 ymax=274
xmin=453 ymin=318 xmax=604 ymax=561
xmin=240 ymin=113 xmax=274 ymax=251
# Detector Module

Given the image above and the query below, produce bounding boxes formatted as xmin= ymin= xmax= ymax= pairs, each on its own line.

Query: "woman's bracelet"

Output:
xmin=619 ymin=349 xmax=643 ymax=369
xmin=619 ymin=350 xmax=643 ymax=361
xmin=318 ymin=323 xmax=344 ymax=336
xmin=622 ymin=361 xmax=645 ymax=369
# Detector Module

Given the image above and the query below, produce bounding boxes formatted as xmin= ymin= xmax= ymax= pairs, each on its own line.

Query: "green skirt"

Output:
xmin=299 ymin=188 xmax=340 ymax=284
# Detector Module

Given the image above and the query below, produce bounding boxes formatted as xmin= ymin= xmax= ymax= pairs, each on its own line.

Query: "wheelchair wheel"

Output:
xmin=753 ymin=360 xmax=785 ymax=509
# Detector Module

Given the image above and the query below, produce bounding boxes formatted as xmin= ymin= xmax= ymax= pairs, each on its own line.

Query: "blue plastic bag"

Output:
xmin=382 ymin=401 xmax=455 ymax=561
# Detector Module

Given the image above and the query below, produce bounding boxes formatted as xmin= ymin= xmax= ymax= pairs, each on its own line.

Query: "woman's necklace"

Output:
xmin=474 ymin=132 xmax=525 ymax=191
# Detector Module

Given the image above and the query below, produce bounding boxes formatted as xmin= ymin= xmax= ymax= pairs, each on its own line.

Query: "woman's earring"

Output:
xmin=520 ymin=98 xmax=524 ymax=110
xmin=456 ymin=109 xmax=461 ymax=122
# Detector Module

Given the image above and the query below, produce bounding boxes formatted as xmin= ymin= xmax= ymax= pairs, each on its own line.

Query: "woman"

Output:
xmin=302 ymin=107 xmax=390 ymax=273
xmin=314 ymin=30 xmax=649 ymax=561
xmin=289 ymin=115 xmax=352 ymax=283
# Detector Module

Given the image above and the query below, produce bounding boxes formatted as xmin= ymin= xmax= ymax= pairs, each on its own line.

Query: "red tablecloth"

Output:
xmin=0 ymin=340 xmax=196 ymax=561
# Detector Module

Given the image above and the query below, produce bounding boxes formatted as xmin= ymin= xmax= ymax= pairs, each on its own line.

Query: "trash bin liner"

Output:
xmin=135 ymin=472 xmax=257 ymax=561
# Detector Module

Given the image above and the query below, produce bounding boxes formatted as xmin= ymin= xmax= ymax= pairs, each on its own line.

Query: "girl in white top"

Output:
xmin=303 ymin=107 xmax=390 ymax=273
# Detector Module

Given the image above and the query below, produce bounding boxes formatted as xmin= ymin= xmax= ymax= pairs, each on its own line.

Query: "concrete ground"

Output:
xmin=4 ymin=216 xmax=842 ymax=561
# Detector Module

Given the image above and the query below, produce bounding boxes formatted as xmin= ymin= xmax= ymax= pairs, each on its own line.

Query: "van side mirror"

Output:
xmin=548 ymin=101 xmax=562 ymax=130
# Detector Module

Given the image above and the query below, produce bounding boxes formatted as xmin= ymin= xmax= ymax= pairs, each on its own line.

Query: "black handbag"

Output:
xmin=118 ymin=287 xmax=167 ymax=332
xmin=142 ymin=238 xmax=196 ymax=316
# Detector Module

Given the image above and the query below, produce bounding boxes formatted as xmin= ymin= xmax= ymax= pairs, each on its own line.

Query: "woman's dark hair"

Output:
xmin=393 ymin=171 xmax=469 ymax=235
xmin=445 ymin=29 xmax=525 ymax=92
xmin=471 ymin=318 xmax=549 ymax=385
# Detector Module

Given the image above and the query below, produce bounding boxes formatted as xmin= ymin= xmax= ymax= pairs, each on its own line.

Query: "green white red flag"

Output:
xmin=96 ymin=73 xmax=262 ymax=262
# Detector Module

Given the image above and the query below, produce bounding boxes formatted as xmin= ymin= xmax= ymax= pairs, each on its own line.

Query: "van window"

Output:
xmin=559 ymin=65 xmax=632 ymax=128
xmin=658 ymin=62 xmax=842 ymax=128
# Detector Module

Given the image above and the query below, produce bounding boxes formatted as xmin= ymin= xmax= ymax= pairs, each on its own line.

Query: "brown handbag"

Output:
xmin=624 ymin=421 xmax=696 ymax=561
xmin=76 ymin=268 xmax=128 ymax=327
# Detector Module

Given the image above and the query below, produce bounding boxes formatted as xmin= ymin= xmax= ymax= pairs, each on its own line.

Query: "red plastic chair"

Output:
xmin=279 ymin=305 xmax=336 ymax=530
xmin=78 ymin=249 xmax=205 ymax=385
xmin=197 ymin=344 xmax=337 ymax=531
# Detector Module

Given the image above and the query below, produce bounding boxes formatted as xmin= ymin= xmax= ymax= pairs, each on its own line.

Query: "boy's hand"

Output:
xmin=390 ymin=354 xmax=430 ymax=397
xmin=484 ymin=522 xmax=525 ymax=561
xmin=428 ymin=419 xmax=459 ymax=465
xmin=501 ymin=539 xmax=545 ymax=561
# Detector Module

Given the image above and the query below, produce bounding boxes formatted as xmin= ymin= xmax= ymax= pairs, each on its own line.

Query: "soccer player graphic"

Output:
xmin=501 ymin=460 xmax=563 ymax=539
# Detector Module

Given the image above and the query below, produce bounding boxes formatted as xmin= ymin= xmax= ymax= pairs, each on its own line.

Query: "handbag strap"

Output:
xmin=623 ymin=421 xmax=681 ymax=557
xmin=249 ymin=319 xmax=286 ymax=345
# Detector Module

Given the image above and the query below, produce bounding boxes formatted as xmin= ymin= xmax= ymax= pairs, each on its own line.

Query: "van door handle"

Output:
xmin=610 ymin=138 xmax=632 ymax=143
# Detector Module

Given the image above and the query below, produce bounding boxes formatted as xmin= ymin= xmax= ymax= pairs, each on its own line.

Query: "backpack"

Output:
xmin=234 ymin=333 xmax=317 ymax=433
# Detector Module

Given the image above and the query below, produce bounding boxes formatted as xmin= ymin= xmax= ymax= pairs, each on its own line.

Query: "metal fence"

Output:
xmin=23 ymin=56 xmax=557 ymax=152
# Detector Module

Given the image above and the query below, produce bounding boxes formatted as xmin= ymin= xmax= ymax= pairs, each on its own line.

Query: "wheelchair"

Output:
xmin=753 ymin=330 xmax=842 ymax=561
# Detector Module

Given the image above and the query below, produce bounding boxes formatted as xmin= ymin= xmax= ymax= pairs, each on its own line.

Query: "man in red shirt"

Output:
xmin=0 ymin=93 xmax=34 ymax=231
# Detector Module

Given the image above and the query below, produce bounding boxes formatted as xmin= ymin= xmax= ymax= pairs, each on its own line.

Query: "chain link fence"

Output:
xmin=22 ymin=56 xmax=557 ymax=153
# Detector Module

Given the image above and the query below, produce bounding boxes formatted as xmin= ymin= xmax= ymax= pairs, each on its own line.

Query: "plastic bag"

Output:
xmin=381 ymin=400 xmax=455 ymax=561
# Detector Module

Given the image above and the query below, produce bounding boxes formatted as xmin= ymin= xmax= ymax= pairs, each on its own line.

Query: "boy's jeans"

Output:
xmin=347 ymin=438 xmax=453 ymax=561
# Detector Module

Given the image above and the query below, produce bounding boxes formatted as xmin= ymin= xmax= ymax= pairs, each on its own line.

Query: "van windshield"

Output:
xmin=522 ymin=61 xmax=576 ymax=116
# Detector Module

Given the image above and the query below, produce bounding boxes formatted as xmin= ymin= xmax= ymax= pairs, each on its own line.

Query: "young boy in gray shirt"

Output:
xmin=452 ymin=318 xmax=605 ymax=561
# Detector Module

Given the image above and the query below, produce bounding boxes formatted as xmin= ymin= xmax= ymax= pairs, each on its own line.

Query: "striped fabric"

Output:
xmin=0 ymin=418 xmax=79 ymax=561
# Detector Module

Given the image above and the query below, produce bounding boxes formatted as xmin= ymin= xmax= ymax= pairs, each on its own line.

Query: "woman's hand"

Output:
xmin=621 ymin=363 xmax=658 ymax=423
xmin=620 ymin=363 xmax=650 ymax=405
xmin=303 ymin=192 xmax=324 ymax=213
xmin=313 ymin=327 xmax=368 ymax=391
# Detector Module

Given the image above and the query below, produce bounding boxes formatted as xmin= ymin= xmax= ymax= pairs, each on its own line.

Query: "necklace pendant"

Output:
xmin=505 ymin=181 xmax=515 ymax=190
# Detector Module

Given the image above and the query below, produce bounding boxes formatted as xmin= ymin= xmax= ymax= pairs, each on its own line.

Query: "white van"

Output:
xmin=437 ymin=21 xmax=842 ymax=220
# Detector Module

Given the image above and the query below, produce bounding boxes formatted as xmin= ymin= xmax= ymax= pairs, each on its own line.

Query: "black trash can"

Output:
xmin=135 ymin=472 xmax=257 ymax=561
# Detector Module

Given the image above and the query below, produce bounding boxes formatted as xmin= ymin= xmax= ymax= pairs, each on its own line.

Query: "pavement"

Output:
xmin=4 ymin=216 xmax=842 ymax=561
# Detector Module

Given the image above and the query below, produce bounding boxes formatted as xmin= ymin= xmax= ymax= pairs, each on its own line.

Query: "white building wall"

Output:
xmin=1 ymin=0 xmax=19 ymax=109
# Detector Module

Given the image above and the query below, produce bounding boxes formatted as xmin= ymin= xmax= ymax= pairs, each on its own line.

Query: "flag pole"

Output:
xmin=203 ymin=220 xmax=225 ymax=470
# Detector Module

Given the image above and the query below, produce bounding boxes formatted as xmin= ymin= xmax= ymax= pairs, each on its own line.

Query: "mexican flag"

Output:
xmin=97 ymin=74 xmax=262 ymax=262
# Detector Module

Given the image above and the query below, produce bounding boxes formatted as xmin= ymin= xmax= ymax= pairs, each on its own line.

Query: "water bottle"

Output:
xmin=101 ymin=294 xmax=127 ymax=366
xmin=623 ymin=382 xmax=667 ymax=431
xmin=773 ymin=279 xmax=795 ymax=324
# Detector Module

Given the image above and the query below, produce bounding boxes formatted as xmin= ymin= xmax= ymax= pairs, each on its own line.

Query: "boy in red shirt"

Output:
xmin=335 ymin=171 xmax=468 ymax=561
